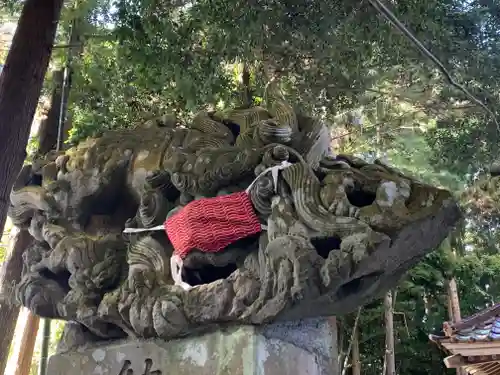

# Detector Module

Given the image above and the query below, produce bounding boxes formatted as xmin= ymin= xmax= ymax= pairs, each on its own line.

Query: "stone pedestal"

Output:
xmin=48 ymin=318 xmax=338 ymax=375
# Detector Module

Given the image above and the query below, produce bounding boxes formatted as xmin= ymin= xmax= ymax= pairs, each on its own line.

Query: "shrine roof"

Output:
xmin=430 ymin=303 xmax=500 ymax=375
xmin=431 ymin=303 xmax=500 ymax=344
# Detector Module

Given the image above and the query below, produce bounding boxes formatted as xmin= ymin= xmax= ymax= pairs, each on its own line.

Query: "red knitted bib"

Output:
xmin=165 ymin=191 xmax=262 ymax=259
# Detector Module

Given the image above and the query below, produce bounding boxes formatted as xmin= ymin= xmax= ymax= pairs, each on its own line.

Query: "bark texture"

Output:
xmin=0 ymin=0 xmax=64 ymax=232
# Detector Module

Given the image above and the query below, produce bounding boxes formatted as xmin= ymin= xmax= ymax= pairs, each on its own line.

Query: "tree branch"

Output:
xmin=341 ymin=307 xmax=363 ymax=375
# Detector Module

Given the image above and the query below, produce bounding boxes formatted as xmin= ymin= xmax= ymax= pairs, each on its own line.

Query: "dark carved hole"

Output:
xmin=80 ymin=168 xmax=129 ymax=220
xmin=313 ymin=169 xmax=327 ymax=182
xmin=230 ymin=233 xmax=260 ymax=249
xmin=180 ymin=234 xmax=259 ymax=286
xmin=346 ymin=186 xmax=376 ymax=207
xmin=338 ymin=277 xmax=362 ymax=298
xmin=94 ymin=322 xmax=127 ymax=339
xmin=182 ymin=263 xmax=238 ymax=286
xmin=311 ymin=236 xmax=342 ymax=259
xmin=223 ymin=121 xmax=241 ymax=140
xmin=29 ymin=173 xmax=43 ymax=186
xmin=39 ymin=268 xmax=71 ymax=292
xmin=336 ymin=271 xmax=384 ymax=300
xmin=90 ymin=192 xmax=121 ymax=215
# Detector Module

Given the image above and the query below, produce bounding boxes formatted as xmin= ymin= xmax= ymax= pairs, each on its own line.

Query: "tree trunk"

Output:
xmin=56 ymin=17 xmax=82 ymax=152
xmin=239 ymin=63 xmax=252 ymax=108
xmin=447 ymin=278 xmax=461 ymax=323
xmin=0 ymin=0 xmax=64 ymax=232
xmin=352 ymin=324 xmax=361 ymax=375
xmin=37 ymin=70 xmax=64 ymax=156
xmin=447 ymin=278 xmax=464 ymax=375
xmin=384 ymin=291 xmax=396 ymax=375
xmin=0 ymin=229 xmax=33 ymax=375
xmin=341 ymin=308 xmax=362 ymax=375
xmin=442 ymin=233 xmax=464 ymax=375
xmin=13 ymin=309 xmax=40 ymax=375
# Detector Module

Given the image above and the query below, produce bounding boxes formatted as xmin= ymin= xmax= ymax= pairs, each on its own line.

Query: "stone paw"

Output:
xmin=128 ymin=268 xmax=155 ymax=293
xmin=340 ymin=234 xmax=369 ymax=264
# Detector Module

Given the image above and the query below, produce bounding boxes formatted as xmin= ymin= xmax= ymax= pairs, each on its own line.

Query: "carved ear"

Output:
xmin=9 ymin=165 xmax=58 ymax=228
xmin=10 ymin=185 xmax=59 ymax=215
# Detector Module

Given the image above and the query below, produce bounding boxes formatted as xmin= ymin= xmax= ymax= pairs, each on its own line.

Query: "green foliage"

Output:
xmin=0 ymin=1 xmax=23 ymax=15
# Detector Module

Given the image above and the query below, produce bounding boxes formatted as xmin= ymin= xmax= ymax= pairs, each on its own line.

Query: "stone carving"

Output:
xmin=7 ymin=81 xmax=461 ymax=344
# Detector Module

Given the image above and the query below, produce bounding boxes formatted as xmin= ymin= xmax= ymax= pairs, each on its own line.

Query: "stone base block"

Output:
xmin=48 ymin=318 xmax=338 ymax=375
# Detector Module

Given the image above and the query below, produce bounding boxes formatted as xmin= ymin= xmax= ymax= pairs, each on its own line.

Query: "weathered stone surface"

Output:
xmin=6 ymin=79 xmax=461 ymax=343
xmin=49 ymin=318 xmax=337 ymax=375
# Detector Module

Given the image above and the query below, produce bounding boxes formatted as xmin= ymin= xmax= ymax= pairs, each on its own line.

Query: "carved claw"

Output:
xmin=327 ymin=199 xmax=360 ymax=218
xmin=128 ymin=268 xmax=155 ymax=293
xmin=340 ymin=230 xmax=390 ymax=265
xmin=249 ymin=259 xmax=291 ymax=324
xmin=246 ymin=235 xmax=320 ymax=324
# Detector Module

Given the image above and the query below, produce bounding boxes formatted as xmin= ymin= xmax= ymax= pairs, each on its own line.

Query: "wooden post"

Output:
xmin=447 ymin=278 xmax=461 ymax=323
xmin=341 ymin=308 xmax=362 ymax=375
xmin=442 ymin=234 xmax=464 ymax=375
xmin=0 ymin=229 xmax=33 ymax=375
xmin=351 ymin=324 xmax=361 ymax=375
xmin=447 ymin=278 xmax=464 ymax=375
xmin=13 ymin=309 xmax=40 ymax=375
xmin=384 ymin=291 xmax=396 ymax=375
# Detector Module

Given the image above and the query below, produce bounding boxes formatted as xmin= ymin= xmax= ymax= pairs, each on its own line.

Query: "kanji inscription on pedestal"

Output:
xmin=118 ymin=359 xmax=162 ymax=375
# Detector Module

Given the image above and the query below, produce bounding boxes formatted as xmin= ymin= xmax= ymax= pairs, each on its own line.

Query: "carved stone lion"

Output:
xmin=7 ymin=81 xmax=461 ymax=344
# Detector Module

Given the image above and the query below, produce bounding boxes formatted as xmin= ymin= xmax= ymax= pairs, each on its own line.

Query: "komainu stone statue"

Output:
xmin=7 ymin=81 xmax=461 ymax=348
